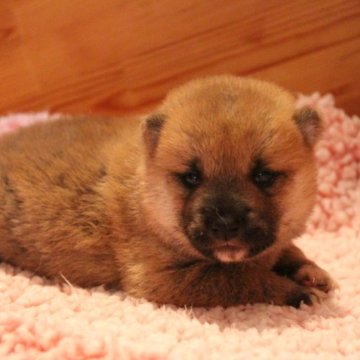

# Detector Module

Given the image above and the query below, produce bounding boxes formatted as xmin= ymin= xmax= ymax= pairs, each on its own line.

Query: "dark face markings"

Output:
xmin=251 ymin=159 xmax=287 ymax=195
xmin=173 ymin=158 xmax=202 ymax=190
xmin=174 ymin=155 xmax=286 ymax=260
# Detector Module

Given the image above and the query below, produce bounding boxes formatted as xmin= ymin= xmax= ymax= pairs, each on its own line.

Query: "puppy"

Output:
xmin=0 ymin=75 xmax=336 ymax=308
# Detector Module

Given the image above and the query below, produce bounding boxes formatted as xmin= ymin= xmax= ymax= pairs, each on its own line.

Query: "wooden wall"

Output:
xmin=0 ymin=0 xmax=359 ymax=116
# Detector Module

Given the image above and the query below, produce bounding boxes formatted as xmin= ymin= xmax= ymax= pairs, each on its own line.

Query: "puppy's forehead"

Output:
xmin=158 ymin=76 xmax=306 ymax=175
xmin=161 ymin=75 xmax=295 ymax=120
xmin=161 ymin=75 xmax=297 ymax=138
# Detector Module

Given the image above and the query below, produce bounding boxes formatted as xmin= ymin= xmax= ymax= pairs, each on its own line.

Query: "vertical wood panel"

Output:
xmin=0 ymin=0 xmax=359 ymax=115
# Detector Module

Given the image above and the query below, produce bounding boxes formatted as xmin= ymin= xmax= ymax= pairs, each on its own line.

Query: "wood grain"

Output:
xmin=0 ymin=0 xmax=359 ymax=116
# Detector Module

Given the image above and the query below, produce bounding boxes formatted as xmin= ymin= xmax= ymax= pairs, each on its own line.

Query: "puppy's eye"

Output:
xmin=252 ymin=169 xmax=280 ymax=189
xmin=180 ymin=171 xmax=201 ymax=189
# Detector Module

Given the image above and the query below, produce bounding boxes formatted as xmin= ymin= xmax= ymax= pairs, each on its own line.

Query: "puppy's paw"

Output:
xmin=293 ymin=264 xmax=338 ymax=293
xmin=286 ymin=286 xmax=327 ymax=308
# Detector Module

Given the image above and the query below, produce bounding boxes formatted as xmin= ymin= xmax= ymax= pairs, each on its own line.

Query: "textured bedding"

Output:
xmin=0 ymin=94 xmax=359 ymax=359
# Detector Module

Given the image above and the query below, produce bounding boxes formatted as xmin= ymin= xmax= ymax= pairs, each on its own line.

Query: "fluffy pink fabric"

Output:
xmin=0 ymin=95 xmax=359 ymax=359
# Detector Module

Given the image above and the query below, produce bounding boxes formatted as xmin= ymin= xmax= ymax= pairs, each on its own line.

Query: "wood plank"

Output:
xmin=0 ymin=2 xmax=40 ymax=107
xmin=0 ymin=0 xmax=359 ymax=116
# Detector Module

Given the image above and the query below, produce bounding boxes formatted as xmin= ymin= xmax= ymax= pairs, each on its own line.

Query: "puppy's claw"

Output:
xmin=287 ymin=287 xmax=327 ymax=308
xmin=308 ymin=287 xmax=328 ymax=304
xmin=293 ymin=264 xmax=338 ymax=293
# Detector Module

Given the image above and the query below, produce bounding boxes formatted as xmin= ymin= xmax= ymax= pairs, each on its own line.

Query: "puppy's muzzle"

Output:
xmin=185 ymin=190 xmax=276 ymax=261
xmin=202 ymin=197 xmax=251 ymax=243
xmin=208 ymin=213 xmax=241 ymax=242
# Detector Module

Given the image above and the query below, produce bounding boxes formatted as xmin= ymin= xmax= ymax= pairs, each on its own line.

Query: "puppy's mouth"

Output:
xmin=212 ymin=243 xmax=249 ymax=263
xmin=185 ymin=222 xmax=276 ymax=263
xmin=187 ymin=230 xmax=272 ymax=263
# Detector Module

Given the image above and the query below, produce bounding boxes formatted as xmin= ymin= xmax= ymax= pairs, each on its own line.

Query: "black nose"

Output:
xmin=209 ymin=214 xmax=240 ymax=240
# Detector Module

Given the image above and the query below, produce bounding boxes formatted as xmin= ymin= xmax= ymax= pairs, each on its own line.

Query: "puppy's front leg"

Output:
xmin=124 ymin=261 xmax=324 ymax=308
xmin=273 ymin=244 xmax=337 ymax=293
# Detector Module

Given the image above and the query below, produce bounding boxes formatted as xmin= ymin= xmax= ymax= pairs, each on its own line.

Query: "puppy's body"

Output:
xmin=0 ymin=76 xmax=335 ymax=307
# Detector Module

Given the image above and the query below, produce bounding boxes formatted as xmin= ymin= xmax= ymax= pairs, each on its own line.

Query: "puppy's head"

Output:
xmin=141 ymin=75 xmax=322 ymax=262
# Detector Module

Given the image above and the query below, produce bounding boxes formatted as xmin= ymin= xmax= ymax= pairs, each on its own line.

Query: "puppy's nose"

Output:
xmin=209 ymin=215 xmax=239 ymax=241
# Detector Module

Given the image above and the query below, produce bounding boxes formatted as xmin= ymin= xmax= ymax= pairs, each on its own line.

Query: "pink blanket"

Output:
xmin=0 ymin=95 xmax=359 ymax=359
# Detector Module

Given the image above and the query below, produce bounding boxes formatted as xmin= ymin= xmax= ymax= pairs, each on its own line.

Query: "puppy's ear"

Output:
xmin=142 ymin=113 xmax=166 ymax=157
xmin=293 ymin=107 xmax=323 ymax=147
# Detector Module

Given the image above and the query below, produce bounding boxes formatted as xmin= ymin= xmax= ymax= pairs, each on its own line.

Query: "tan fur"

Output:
xmin=0 ymin=75 xmax=335 ymax=308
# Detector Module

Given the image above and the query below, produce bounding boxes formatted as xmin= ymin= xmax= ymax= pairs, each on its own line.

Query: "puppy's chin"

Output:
xmin=214 ymin=246 xmax=248 ymax=263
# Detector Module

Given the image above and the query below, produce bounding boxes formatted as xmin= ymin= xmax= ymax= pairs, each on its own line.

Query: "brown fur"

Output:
xmin=0 ymin=76 xmax=335 ymax=308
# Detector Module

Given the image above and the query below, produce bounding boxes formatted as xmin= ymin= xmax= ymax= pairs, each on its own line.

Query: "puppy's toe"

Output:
xmin=293 ymin=264 xmax=338 ymax=293
xmin=287 ymin=287 xmax=327 ymax=308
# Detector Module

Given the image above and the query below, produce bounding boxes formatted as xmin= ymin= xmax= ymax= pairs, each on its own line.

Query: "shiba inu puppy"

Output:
xmin=0 ymin=75 xmax=336 ymax=307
